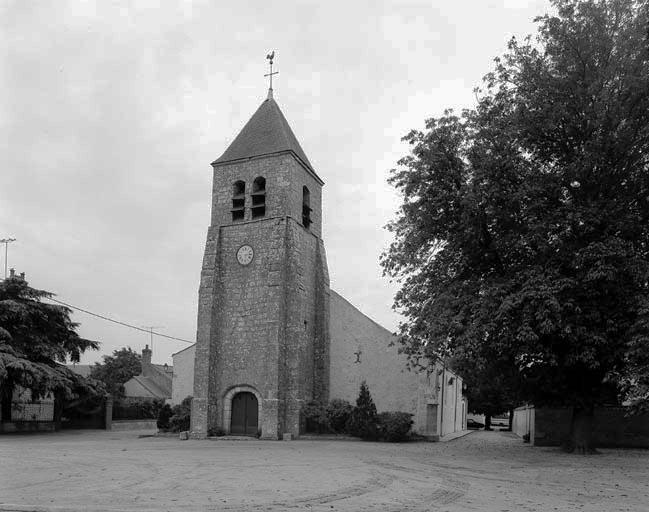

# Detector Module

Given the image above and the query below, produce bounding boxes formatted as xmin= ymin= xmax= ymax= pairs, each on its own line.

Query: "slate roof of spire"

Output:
xmin=212 ymin=97 xmax=318 ymax=178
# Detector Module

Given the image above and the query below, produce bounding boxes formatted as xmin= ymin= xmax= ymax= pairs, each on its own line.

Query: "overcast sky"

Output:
xmin=1 ymin=0 xmax=551 ymax=365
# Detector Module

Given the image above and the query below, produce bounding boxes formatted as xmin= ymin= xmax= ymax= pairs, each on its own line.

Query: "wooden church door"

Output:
xmin=230 ymin=392 xmax=258 ymax=435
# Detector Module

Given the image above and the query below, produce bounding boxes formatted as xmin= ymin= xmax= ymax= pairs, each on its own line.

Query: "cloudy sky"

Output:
xmin=1 ymin=0 xmax=551 ymax=365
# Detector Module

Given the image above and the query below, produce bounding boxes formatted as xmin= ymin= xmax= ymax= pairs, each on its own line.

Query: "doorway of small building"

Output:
xmin=230 ymin=391 xmax=258 ymax=436
xmin=426 ymin=404 xmax=438 ymax=436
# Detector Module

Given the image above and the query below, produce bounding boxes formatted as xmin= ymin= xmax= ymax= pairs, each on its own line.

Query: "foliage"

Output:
xmin=90 ymin=347 xmax=141 ymax=398
xmin=113 ymin=397 xmax=163 ymax=420
xmin=301 ymin=390 xmax=411 ymax=442
xmin=208 ymin=426 xmax=226 ymax=437
xmin=165 ymin=396 xmax=192 ymax=433
xmin=381 ymin=0 xmax=649 ymax=449
xmin=451 ymin=353 xmax=518 ymax=424
xmin=301 ymin=398 xmax=354 ymax=434
xmin=157 ymin=403 xmax=173 ymax=430
xmin=325 ymin=399 xmax=354 ymax=433
xmin=346 ymin=381 xmax=378 ymax=440
xmin=301 ymin=400 xmax=329 ymax=433
xmin=0 ymin=275 xmax=103 ymax=422
xmin=376 ymin=411 xmax=414 ymax=442
xmin=62 ymin=394 xmax=106 ymax=428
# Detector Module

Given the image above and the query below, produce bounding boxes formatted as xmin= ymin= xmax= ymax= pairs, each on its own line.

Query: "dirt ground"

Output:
xmin=0 ymin=429 xmax=647 ymax=512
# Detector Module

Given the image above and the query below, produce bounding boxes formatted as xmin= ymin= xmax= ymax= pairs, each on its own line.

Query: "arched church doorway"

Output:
xmin=230 ymin=391 xmax=258 ymax=435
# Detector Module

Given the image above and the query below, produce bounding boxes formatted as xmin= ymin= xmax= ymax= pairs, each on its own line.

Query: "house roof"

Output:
xmin=172 ymin=344 xmax=195 ymax=357
xmin=126 ymin=375 xmax=171 ymax=399
xmin=67 ymin=364 xmax=92 ymax=378
xmin=152 ymin=363 xmax=173 ymax=374
xmin=212 ymin=97 xmax=322 ymax=183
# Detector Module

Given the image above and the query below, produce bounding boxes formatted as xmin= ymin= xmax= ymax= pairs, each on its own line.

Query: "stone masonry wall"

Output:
xmin=212 ymin=217 xmax=285 ymax=438
xmin=210 ymin=154 xmax=322 ymax=238
xmin=192 ymin=152 xmax=329 ymax=439
xmin=519 ymin=406 xmax=649 ymax=448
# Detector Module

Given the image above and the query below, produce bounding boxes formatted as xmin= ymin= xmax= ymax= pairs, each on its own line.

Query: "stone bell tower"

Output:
xmin=190 ymin=86 xmax=330 ymax=439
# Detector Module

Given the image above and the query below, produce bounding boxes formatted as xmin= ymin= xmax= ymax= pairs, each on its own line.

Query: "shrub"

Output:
xmin=346 ymin=381 xmax=378 ymax=440
xmin=157 ymin=404 xmax=173 ymax=430
xmin=326 ymin=399 xmax=353 ymax=433
xmin=160 ymin=396 xmax=192 ymax=433
xmin=376 ymin=412 xmax=413 ymax=442
xmin=302 ymin=400 xmax=329 ymax=433
xmin=113 ymin=397 xmax=164 ymax=420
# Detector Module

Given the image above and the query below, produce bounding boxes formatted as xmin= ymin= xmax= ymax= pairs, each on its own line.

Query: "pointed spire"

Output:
xmin=212 ymin=96 xmax=321 ymax=184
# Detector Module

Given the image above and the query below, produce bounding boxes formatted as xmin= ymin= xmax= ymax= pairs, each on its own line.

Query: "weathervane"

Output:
xmin=265 ymin=51 xmax=278 ymax=98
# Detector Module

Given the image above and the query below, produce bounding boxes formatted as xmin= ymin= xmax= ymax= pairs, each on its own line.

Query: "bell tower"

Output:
xmin=190 ymin=83 xmax=330 ymax=439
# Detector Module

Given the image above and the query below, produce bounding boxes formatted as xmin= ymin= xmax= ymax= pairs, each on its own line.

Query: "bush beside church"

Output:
xmin=302 ymin=382 xmax=414 ymax=442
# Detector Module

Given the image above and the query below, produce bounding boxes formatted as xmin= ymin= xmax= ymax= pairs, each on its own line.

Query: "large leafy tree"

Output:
xmin=90 ymin=347 xmax=141 ymax=398
xmin=452 ymin=351 xmax=520 ymax=431
xmin=382 ymin=0 xmax=649 ymax=452
xmin=0 ymin=274 xmax=102 ymax=423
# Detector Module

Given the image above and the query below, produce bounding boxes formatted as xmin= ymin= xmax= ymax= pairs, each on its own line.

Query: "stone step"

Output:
xmin=212 ymin=435 xmax=259 ymax=441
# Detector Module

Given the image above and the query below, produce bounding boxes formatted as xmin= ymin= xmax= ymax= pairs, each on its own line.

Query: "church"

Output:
xmin=175 ymin=77 xmax=466 ymax=440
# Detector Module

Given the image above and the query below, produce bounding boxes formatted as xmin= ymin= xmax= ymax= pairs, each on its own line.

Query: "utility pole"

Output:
xmin=142 ymin=325 xmax=164 ymax=353
xmin=0 ymin=238 xmax=16 ymax=279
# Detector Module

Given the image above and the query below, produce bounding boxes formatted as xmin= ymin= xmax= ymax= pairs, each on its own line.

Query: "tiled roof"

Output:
xmin=212 ymin=97 xmax=318 ymax=179
xmin=128 ymin=376 xmax=171 ymax=399
xmin=67 ymin=364 xmax=92 ymax=378
xmin=152 ymin=364 xmax=173 ymax=374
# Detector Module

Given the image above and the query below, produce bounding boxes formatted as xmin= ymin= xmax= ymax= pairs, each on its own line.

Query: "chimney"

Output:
xmin=142 ymin=345 xmax=152 ymax=376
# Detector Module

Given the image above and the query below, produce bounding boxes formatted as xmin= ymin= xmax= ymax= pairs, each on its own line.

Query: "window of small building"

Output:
xmin=251 ymin=176 xmax=266 ymax=218
xmin=302 ymin=186 xmax=312 ymax=228
xmin=232 ymin=180 xmax=245 ymax=221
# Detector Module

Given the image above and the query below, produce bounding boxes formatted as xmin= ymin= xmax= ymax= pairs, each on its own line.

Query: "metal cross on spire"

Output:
xmin=265 ymin=51 xmax=278 ymax=99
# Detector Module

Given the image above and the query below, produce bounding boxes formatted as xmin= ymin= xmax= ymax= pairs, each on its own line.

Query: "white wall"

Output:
xmin=172 ymin=344 xmax=196 ymax=405
xmin=329 ymin=290 xmax=465 ymax=436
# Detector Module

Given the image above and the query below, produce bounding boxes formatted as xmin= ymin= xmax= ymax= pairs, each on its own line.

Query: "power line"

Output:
xmin=45 ymin=296 xmax=194 ymax=345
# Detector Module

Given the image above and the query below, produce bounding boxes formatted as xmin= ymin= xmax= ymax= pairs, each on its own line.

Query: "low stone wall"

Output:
xmin=0 ymin=421 xmax=57 ymax=433
xmin=513 ymin=405 xmax=649 ymax=448
xmin=110 ymin=419 xmax=158 ymax=431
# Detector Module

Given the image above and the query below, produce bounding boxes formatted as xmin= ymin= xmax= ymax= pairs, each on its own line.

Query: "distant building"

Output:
xmin=123 ymin=345 xmax=173 ymax=400
xmin=67 ymin=364 xmax=92 ymax=378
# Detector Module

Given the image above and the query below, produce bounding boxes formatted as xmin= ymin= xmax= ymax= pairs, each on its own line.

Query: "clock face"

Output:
xmin=236 ymin=244 xmax=254 ymax=266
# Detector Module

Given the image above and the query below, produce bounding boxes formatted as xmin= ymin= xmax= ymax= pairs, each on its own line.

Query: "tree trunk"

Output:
xmin=564 ymin=405 xmax=597 ymax=454
xmin=53 ymin=391 xmax=65 ymax=431
xmin=484 ymin=414 xmax=492 ymax=431
xmin=1 ymin=381 xmax=13 ymax=423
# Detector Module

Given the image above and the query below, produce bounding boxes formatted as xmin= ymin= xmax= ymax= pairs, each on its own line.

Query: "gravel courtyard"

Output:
xmin=0 ymin=429 xmax=647 ymax=512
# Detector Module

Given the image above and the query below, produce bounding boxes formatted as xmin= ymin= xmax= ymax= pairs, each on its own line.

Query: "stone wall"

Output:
xmin=210 ymin=154 xmax=323 ymax=238
xmin=1 ymin=387 xmax=54 ymax=422
xmin=192 ymin=152 xmax=329 ymax=439
xmin=110 ymin=419 xmax=158 ymax=431
xmin=512 ymin=405 xmax=649 ymax=448
xmin=184 ymin=286 xmax=466 ymax=438
xmin=172 ymin=344 xmax=195 ymax=405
